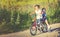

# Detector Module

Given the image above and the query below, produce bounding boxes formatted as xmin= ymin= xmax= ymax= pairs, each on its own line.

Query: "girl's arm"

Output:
xmin=30 ymin=11 xmax=35 ymax=16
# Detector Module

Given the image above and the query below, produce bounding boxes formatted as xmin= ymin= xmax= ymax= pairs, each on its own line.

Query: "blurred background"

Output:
xmin=0 ymin=0 xmax=60 ymax=34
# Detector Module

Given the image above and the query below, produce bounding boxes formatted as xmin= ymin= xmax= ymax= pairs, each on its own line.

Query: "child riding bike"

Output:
xmin=30 ymin=5 xmax=50 ymax=31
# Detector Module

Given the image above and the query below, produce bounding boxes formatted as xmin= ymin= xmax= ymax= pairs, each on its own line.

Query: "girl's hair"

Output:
xmin=42 ymin=8 xmax=46 ymax=13
xmin=42 ymin=8 xmax=46 ymax=11
xmin=34 ymin=5 xmax=40 ymax=8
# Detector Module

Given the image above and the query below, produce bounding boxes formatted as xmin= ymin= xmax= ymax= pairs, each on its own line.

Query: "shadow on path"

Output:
xmin=50 ymin=27 xmax=60 ymax=37
xmin=50 ymin=27 xmax=60 ymax=32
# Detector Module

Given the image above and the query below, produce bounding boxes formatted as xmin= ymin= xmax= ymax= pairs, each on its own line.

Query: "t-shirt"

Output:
xmin=42 ymin=10 xmax=46 ymax=18
xmin=35 ymin=9 xmax=42 ymax=19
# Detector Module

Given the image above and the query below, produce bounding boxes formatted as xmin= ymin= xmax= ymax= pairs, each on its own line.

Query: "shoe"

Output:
xmin=47 ymin=25 xmax=51 ymax=32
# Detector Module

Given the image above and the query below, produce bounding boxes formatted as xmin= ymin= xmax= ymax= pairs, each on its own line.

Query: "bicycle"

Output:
xmin=30 ymin=19 xmax=49 ymax=36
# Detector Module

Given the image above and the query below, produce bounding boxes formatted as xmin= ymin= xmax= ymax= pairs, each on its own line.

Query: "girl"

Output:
xmin=42 ymin=8 xmax=50 ymax=30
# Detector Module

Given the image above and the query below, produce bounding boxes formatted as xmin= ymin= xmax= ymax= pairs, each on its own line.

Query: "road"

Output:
xmin=0 ymin=23 xmax=60 ymax=37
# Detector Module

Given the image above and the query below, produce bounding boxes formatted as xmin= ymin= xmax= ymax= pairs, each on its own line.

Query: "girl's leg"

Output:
xmin=45 ymin=19 xmax=50 ymax=30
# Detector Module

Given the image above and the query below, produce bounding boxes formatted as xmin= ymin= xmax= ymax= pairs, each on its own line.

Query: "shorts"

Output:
xmin=36 ymin=19 xmax=40 ymax=25
xmin=36 ymin=18 xmax=47 ymax=25
xmin=41 ymin=18 xmax=47 ymax=21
